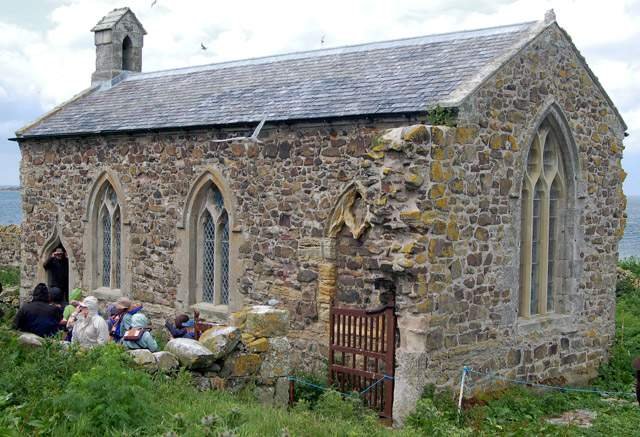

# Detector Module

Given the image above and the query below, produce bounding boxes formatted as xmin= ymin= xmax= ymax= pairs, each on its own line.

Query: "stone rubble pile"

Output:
xmin=15 ymin=305 xmax=291 ymax=405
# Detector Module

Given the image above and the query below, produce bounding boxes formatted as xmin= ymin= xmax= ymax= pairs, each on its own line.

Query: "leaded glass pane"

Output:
xmin=102 ymin=210 xmax=112 ymax=287
xmin=220 ymin=212 xmax=230 ymax=305
xmin=213 ymin=188 xmax=224 ymax=210
xmin=543 ymin=137 xmax=557 ymax=175
xmin=547 ymin=179 xmax=560 ymax=312
xmin=114 ymin=210 xmax=121 ymax=289
xmin=530 ymin=181 xmax=543 ymax=315
xmin=202 ymin=211 xmax=216 ymax=303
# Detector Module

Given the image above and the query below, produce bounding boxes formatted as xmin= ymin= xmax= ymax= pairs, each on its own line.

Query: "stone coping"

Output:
xmin=517 ymin=313 xmax=576 ymax=335
xmin=191 ymin=302 xmax=229 ymax=323
xmin=91 ymin=286 xmax=123 ymax=301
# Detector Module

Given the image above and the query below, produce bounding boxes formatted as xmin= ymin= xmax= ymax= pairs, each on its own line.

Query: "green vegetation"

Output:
xmin=0 ymin=326 xmax=403 ymax=436
xmin=1 ymin=259 xmax=639 ymax=435
xmin=426 ymin=105 xmax=457 ymax=127
xmin=402 ymin=258 xmax=640 ymax=436
xmin=0 ymin=265 xmax=19 ymax=288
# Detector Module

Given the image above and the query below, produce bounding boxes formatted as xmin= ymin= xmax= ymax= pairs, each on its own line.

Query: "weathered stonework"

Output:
xmin=16 ymin=21 xmax=626 ymax=423
xmin=0 ymin=225 xmax=21 ymax=267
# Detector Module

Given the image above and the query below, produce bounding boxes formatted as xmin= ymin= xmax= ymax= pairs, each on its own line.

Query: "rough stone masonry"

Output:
xmin=13 ymin=8 xmax=627 ymax=421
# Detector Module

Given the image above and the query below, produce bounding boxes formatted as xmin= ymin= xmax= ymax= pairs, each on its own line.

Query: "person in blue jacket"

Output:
xmin=122 ymin=313 xmax=158 ymax=352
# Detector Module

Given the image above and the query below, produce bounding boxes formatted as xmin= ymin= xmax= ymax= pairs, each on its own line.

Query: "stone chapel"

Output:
xmin=13 ymin=7 xmax=627 ymax=419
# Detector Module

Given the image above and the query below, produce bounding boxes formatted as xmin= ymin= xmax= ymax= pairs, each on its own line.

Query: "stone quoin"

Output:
xmin=12 ymin=7 xmax=627 ymax=422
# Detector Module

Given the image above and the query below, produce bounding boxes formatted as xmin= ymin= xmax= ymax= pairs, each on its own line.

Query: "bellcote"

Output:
xmin=91 ymin=7 xmax=146 ymax=86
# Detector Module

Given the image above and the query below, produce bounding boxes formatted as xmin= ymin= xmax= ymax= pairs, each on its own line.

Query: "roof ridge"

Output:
xmin=126 ymin=20 xmax=537 ymax=81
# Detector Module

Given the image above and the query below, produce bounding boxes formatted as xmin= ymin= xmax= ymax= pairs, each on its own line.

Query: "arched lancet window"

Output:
xmin=196 ymin=185 xmax=230 ymax=305
xmin=519 ymin=119 xmax=568 ymax=317
xmin=97 ymin=184 xmax=122 ymax=289
xmin=122 ymin=36 xmax=133 ymax=71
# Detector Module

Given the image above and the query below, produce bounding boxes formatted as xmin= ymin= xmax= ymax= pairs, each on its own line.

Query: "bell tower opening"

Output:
xmin=122 ymin=36 xmax=133 ymax=71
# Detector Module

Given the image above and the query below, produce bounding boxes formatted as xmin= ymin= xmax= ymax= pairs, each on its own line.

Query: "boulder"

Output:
xmin=199 ymin=326 xmax=241 ymax=359
xmin=245 ymin=306 xmax=289 ymax=337
xmin=274 ymin=377 xmax=290 ymax=406
xmin=247 ymin=337 xmax=269 ymax=353
xmin=153 ymin=351 xmax=180 ymax=373
xmin=192 ymin=376 xmax=212 ymax=391
xmin=259 ymin=337 xmax=291 ymax=377
xmin=222 ymin=352 xmax=262 ymax=377
xmin=127 ymin=349 xmax=157 ymax=370
xmin=18 ymin=332 xmax=43 ymax=347
xmin=165 ymin=338 xmax=215 ymax=370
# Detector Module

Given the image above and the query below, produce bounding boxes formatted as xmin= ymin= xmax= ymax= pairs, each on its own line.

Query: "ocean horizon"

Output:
xmin=0 ymin=190 xmax=638 ymax=259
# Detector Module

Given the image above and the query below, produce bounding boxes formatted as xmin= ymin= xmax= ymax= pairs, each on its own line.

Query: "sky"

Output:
xmin=0 ymin=0 xmax=638 ymax=194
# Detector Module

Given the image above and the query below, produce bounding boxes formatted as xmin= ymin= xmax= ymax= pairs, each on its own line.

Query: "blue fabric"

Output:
xmin=164 ymin=319 xmax=194 ymax=339
xmin=111 ymin=306 xmax=143 ymax=342
xmin=123 ymin=331 xmax=158 ymax=352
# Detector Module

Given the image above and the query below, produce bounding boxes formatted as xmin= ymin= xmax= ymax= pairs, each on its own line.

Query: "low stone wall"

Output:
xmin=0 ymin=225 xmax=20 ymax=267
xmin=129 ymin=305 xmax=291 ymax=405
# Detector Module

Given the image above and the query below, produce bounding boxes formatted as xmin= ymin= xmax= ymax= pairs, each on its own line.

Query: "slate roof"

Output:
xmin=19 ymin=20 xmax=544 ymax=138
xmin=91 ymin=7 xmax=146 ymax=33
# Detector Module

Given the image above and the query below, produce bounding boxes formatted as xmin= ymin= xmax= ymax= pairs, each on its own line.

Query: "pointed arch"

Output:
xmin=518 ymin=98 xmax=583 ymax=199
xmin=177 ymin=168 xmax=240 ymax=317
xmin=83 ymin=169 xmax=129 ymax=297
xmin=84 ymin=170 xmax=129 ymax=224
xmin=178 ymin=166 xmax=237 ymax=230
xmin=518 ymin=100 xmax=581 ymax=318
xmin=36 ymin=223 xmax=78 ymax=298
xmin=122 ymin=35 xmax=133 ymax=70
xmin=325 ymin=182 xmax=370 ymax=239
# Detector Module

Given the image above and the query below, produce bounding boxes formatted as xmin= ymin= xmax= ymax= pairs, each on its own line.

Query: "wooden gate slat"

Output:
xmin=329 ymin=301 xmax=395 ymax=419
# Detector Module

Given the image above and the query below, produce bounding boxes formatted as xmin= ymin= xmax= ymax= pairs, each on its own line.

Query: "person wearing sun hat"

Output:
xmin=67 ymin=296 xmax=109 ymax=348
xmin=108 ymin=296 xmax=144 ymax=342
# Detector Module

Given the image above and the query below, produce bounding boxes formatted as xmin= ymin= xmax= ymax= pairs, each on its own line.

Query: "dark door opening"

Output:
xmin=44 ymin=244 xmax=69 ymax=302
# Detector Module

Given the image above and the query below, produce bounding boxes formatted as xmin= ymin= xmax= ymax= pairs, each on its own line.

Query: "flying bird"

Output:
xmin=201 ymin=42 xmax=207 ymax=50
xmin=211 ymin=118 xmax=267 ymax=144
xmin=321 ymin=34 xmax=325 ymax=45
xmin=151 ymin=0 xmax=157 ymax=7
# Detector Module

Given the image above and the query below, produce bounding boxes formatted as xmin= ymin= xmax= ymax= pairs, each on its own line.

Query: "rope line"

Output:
xmin=287 ymin=375 xmax=394 ymax=397
xmin=463 ymin=366 xmax=635 ymax=398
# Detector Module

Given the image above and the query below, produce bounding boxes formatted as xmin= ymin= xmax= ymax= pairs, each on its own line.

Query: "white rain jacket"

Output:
xmin=71 ymin=296 xmax=109 ymax=347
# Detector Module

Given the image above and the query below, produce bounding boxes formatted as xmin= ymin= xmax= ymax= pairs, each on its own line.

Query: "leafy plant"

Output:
xmin=619 ymin=257 xmax=640 ymax=276
xmin=427 ymin=105 xmax=457 ymax=127
xmin=0 ymin=266 xmax=20 ymax=288
xmin=54 ymin=344 xmax=160 ymax=435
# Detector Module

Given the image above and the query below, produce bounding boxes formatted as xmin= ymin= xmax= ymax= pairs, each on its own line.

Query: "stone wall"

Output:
xmin=0 ymin=224 xmax=21 ymax=267
xmin=17 ymin=24 xmax=626 ymax=421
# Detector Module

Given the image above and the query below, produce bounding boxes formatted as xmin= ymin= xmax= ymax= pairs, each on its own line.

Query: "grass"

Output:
xmin=0 ymin=325 xmax=407 ymax=436
xmin=402 ymin=257 xmax=640 ymax=436
xmin=0 ymin=265 xmax=19 ymax=289
xmin=1 ymin=259 xmax=639 ymax=435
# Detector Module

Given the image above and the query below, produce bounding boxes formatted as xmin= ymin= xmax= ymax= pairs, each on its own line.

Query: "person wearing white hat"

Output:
xmin=67 ymin=296 xmax=109 ymax=348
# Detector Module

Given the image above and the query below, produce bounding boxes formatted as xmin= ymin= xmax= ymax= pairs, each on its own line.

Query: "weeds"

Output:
xmin=0 ymin=266 xmax=19 ymax=288
xmin=427 ymin=105 xmax=457 ymax=127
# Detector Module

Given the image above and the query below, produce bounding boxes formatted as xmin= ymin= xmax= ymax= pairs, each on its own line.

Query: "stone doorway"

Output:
xmin=37 ymin=227 xmax=74 ymax=302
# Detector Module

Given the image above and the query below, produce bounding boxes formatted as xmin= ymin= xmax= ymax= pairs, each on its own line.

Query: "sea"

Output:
xmin=0 ymin=190 xmax=638 ymax=259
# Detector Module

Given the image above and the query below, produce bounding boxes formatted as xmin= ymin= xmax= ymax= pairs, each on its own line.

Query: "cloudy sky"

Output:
xmin=1 ymin=0 xmax=638 ymax=194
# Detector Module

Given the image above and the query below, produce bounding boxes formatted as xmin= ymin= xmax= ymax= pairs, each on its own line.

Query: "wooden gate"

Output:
xmin=328 ymin=302 xmax=396 ymax=419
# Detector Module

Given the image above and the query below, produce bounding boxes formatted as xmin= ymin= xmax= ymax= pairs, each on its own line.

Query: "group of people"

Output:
xmin=12 ymin=282 xmax=198 ymax=352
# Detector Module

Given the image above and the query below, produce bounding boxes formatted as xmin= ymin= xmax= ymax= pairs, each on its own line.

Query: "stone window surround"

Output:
xmin=83 ymin=170 xmax=131 ymax=302
xmin=176 ymin=167 xmax=242 ymax=320
xmin=516 ymin=101 xmax=584 ymax=321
